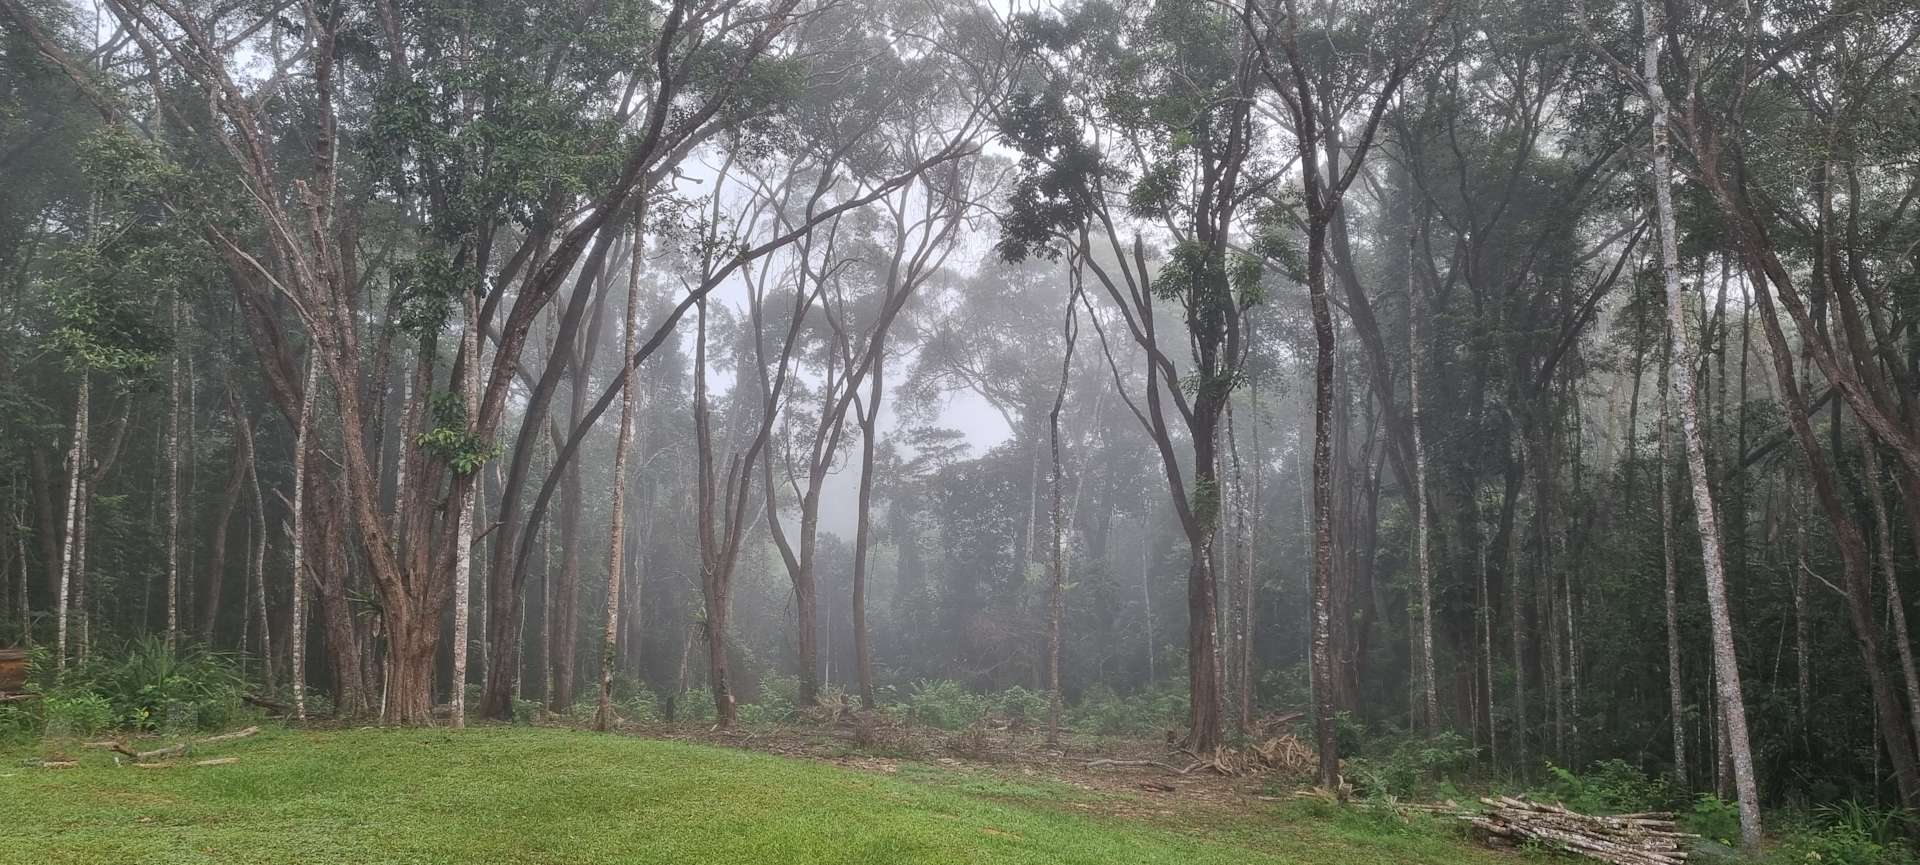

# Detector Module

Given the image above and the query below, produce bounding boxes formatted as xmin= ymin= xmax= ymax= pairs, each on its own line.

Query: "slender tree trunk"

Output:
xmin=56 ymin=374 xmax=87 ymax=673
xmin=550 ymin=267 xmax=614 ymax=712
xmin=1143 ymin=500 xmax=1155 ymax=685
xmin=1647 ymin=19 xmax=1761 ymax=841
xmin=73 ymin=471 xmax=91 ymax=664
xmin=1659 ymin=348 xmax=1688 ymax=788
xmin=449 ymin=290 xmax=480 ymax=729
xmin=1238 ymin=392 xmax=1260 ymax=733
xmin=1408 ymin=218 xmax=1438 ymax=731
xmin=1045 ymin=279 xmax=1079 ymax=746
xmin=1505 ymin=435 xmax=1528 ymax=776
xmin=166 ymin=303 xmax=182 ymax=653
xmin=1226 ymin=400 xmax=1254 ymax=732
xmin=1479 ymin=524 xmax=1496 ymax=764
xmin=15 ymin=496 xmax=28 ymax=645
xmin=28 ymin=451 xmax=58 ymax=628
xmin=596 ymin=231 xmax=642 ymax=732
xmin=242 ymin=413 xmax=275 ymax=694
xmin=289 ymin=360 xmax=317 ymax=720
xmin=202 ymin=406 xmax=251 ymax=643
xmin=1792 ymin=484 xmax=1811 ymax=724
xmin=852 ymin=342 xmax=882 ymax=710
xmin=1307 ymin=210 xmax=1341 ymax=788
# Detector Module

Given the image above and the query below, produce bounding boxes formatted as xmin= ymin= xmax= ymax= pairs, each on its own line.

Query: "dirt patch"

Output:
xmin=575 ymin=713 xmax=1314 ymax=822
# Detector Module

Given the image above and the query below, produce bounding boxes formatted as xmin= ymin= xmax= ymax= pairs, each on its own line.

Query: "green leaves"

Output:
xmin=1126 ymin=160 xmax=1182 ymax=219
xmin=416 ymin=389 xmax=498 ymax=475
xmin=392 ymin=247 xmax=477 ymax=340
xmin=47 ymin=130 xmax=200 ymax=375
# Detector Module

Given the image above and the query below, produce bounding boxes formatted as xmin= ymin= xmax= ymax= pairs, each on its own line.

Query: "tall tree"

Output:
xmin=1642 ymin=1 xmax=1761 ymax=839
xmin=1247 ymin=0 xmax=1450 ymax=785
xmin=596 ymin=226 xmax=645 ymax=732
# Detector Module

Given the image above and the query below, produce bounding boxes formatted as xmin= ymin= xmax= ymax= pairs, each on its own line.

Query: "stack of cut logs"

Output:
xmin=1461 ymin=796 xmax=1697 ymax=865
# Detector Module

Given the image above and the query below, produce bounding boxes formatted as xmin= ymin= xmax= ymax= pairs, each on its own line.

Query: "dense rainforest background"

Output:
xmin=3 ymin=0 xmax=1920 ymax=856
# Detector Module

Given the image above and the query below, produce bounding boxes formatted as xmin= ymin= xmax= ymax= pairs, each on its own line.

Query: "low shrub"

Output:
xmin=671 ymin=688 xmax=716 ymax=725
xmin=1684 ymin=795 xmax=1742 ymax=847
xmin=1757 ymin=801 xmax=1919 ymax=865
xmin=995 ymin=686 xmax=1049 ymax=730
xmin=736 ymin=675 xmax=799 ymax=725
xmin=1538 ymin=759 xmax=1676 ymax=815
xmin=0 ymin=699 xmax=40 ymax=743
xmin=906 ymin=679 xmax=989 ymax=730
xmin=43 ymin=692 xmax=113 ymax=737
xmin=1068 ymin=683 xmax=1186 ymax=736
xmin=1771 ymin=823 xmax=1912 ymax=865
xmin=1343 ymin=731 xmax=1475 ymax=800
xmin=60 ymin=636 xmax=246 ymax=732
xmin=620 ymin=690 xmax=662 ymax=724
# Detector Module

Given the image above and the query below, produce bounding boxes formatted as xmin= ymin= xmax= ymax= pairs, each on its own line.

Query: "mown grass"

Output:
xmin=4 ymin=725 xmax=1525 ymax=864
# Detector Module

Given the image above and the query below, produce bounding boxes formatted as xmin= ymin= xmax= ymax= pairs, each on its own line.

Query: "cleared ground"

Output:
xmin=6 ymin=726 xmax=1522 ymax=864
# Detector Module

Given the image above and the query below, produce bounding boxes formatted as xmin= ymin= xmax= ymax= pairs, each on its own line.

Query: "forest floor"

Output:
xmin=3 ymin=724 xmax=1536 ymax=864
xmin=612 ymin=715 xmax=1303 ymax=817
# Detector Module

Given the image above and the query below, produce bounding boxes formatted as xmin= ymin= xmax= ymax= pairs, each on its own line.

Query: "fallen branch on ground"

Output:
xmin=104 ymin=725 xmax=263 ymax=764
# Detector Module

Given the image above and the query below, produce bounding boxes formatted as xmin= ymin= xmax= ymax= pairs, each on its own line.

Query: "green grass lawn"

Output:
xmin=4 ymin=725 xmax=1523 ymax=864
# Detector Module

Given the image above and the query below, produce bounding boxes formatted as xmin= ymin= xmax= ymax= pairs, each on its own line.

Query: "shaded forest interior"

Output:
xmin=3 ymin=0 xmax=1920 ymax=855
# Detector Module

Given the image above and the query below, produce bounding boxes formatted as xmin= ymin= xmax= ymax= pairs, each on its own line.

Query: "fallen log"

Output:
xmin=1460 ymin=796 xmax=1698 ymax=865
xmin=105 ymin=725 xmax=263 ymax=764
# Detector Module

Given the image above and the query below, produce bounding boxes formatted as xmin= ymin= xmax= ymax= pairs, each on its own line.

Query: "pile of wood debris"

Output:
xmin=1462 ymin=796 xmax=1698 ymax=865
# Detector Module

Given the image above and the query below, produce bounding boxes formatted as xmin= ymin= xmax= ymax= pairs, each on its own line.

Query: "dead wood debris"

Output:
xmin=1461 ymin=796 xmax=1698 ymax=865
xmin=96 ymin=725 xmax=262 ymax=765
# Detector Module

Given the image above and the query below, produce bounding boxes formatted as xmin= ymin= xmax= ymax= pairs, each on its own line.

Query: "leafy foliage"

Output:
xmin=56 ymin=637 xmax=248 ymax=733
xmin=416 ymin=390 xmax=499 ymax=474
xmin=1538 ymin=759 xmax=1678 ymax=815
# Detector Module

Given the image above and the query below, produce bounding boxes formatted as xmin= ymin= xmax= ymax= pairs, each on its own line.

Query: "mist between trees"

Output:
xmin=3 ymin=0 xmax=1920 ymax=842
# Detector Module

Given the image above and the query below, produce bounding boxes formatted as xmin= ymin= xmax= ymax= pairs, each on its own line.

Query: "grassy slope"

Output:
xmin=5 ymin=726 xmax=1520 ymax=865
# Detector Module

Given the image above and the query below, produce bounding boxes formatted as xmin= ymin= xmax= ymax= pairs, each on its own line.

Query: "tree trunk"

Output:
xmin=1237 ymin=392 xmax=1260 ymax=733
xmin=167 ymin=304 xmax=182 ymax=652
xmin=1647 ymin=16 xmax=1761 ymax=842
xmin=56 ymin=374 xmax=87 ymax=672
xmin=1307 ymin=210 xmax=1341 ymax=788
xmin=73 ymin=468 xmax=91 ymax=664
xmin=1659 ymin=348 xmax=1687 ymax=788
xmin=595 ymin=230 xmax=642 ymax=732
xmin=14 ymin=497 xmax=28 ymax=645
xmin=1408 ymin=217 xmax=1438 ymax=731
xmin=202 ymin=403 xmax=251 ymax=644
xmin=449 ymin=289 xmax=480 ymax=729
xmin=852 ymin=341 xmax=882 ymax=710
xmin=288 ymin=360 xmax=317 ymax=720
xmin=28 ymin=447 xmax=59 ymax=636
xmin=241 ymin=413 xmax=275 ymax=694
xmin=1045 ymin=279 xmax=1078 ymax=746
xmin=1478 ymin=521 xmax=1496 ymax=764
xmin=1791 ymin=484 xmax=1811 ymax=724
